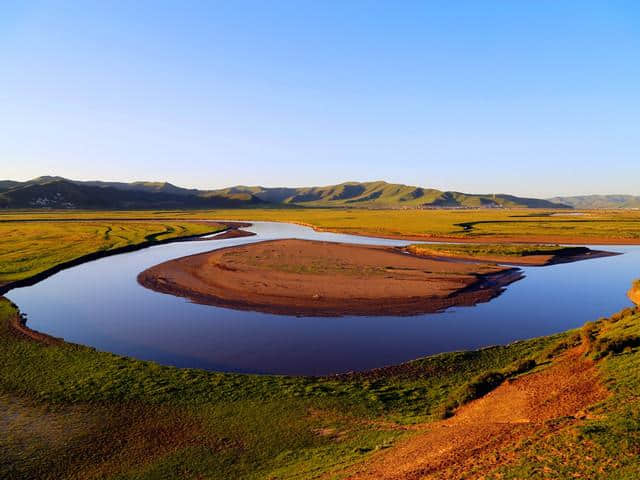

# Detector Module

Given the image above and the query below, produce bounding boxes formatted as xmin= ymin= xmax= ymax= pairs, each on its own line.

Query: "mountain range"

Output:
xmin=0 ymin=175 xmax=582 ymax=210
xmin=548 ymin=195 xmax=640 ymax=209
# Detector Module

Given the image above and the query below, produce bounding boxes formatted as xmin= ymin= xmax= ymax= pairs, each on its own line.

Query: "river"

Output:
xmin=6 ymin=221 xmax=638 ymax=375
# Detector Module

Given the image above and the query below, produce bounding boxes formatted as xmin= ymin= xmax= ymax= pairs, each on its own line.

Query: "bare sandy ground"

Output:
xmin=336 ymin=344 xmax=608 ymax=479
xmin=629 ymin=284 xmax=640 ymax=305
xmin=138 ymin=239 xmax=522 ymax=316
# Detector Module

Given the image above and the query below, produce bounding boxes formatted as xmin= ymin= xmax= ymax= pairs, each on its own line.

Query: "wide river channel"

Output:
xmin=7 ymin=221 xmax=639 ymax=375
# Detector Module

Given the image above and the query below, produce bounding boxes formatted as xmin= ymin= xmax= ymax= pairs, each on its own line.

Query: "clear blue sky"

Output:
xmin=1 ymin=1 xmax=638 ymax=196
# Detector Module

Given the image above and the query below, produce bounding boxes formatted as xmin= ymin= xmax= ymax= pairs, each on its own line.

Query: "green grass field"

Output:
xmin=0 ymin=297 xmax=565 ymax=479
xmin=1 ymin=210 xmax=640 ymax=478
xmin=3 ymin=208 xmax=640 ymax=243
xmin=0 ymin=220 xmax=223 ymax=286
xmin=2 ymin=297 xmax=640 ymax=479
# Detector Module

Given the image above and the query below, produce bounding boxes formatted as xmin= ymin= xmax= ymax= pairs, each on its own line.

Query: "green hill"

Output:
xmin=549 ymin=194 xmax=640 ymax=209
xmin=215 ymin=181 xmax=569 ymax=209
xmin=80 ymin=180 xmax=201 ymax=196
xmin=0 ymin=179 xmax=265 ymax=209
xmin=0 ymin=177 xmax=570 ymax=209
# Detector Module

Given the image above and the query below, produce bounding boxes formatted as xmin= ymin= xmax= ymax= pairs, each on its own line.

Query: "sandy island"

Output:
xmin=137 ymin=239 xmax=524 ymax=316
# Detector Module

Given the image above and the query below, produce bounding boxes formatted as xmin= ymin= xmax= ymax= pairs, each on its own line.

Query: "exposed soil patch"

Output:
xmin=337 ymin=345 xmax=608 ymax=480
xmin=629 ymin=282 xmax=640 ymax=306
xmin=138 ymin=239 xmax=522 ymax=316
xmin=8 ymin=309 xmax=63 ymax=346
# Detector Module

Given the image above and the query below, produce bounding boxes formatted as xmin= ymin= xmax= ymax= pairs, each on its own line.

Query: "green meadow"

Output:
xmin=1 ymin=210 xmax=639 ymax=478
xmin=0 ymin=221 xmax=223 ymax=287
xmin=2 ymin=295 xmax=640 ymax=479
xmin=3 ymin=208 xmax=640 ymax=243
xmin=0 ymin=297 xmax=569 ymax=479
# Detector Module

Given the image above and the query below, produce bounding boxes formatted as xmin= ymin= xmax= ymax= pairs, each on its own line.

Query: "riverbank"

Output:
xmin=280 ymin=219 xmax=640 ymax=246
xmin=0 ymin=221 xmax=247 ymax=295
xmin=2 ymin=213 xmax=640 ymax=476
xmin=338 ymin=342 xmax=608 ymax=479
xmin=3 ymin=208 xmax=640 ymax=245
xmin=138 ymin=239 xmax=523 ymax=316
xmin=405 ymin=243 xmax=618 ymax=266
xmin=2 ymin=292 xmax=640 ymax=479
xmin=629 ymin=280 xmax=640 ymax=305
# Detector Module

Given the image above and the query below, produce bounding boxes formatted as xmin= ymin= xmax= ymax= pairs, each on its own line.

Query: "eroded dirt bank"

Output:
xmin=337 ymin=344 xmax=608 ymax=480
xmin=629 ymin=282 xmax=640 ymax=305
xmin=138 ymin=239 xmax=522 ymax=316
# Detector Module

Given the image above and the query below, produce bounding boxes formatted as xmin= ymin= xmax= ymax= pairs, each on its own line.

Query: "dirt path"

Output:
xmin=338 ymin=346 xmax=607 ymax=480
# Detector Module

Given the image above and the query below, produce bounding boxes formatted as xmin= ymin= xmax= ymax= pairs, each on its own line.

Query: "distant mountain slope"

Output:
xmin=0 ymin=181 xmax=21 ymax=193
xmin=80 ymin=180 xmax=201 ymax=196
xmin=548 ymin=195 xmax=640 ymax=209
xmin=0 ymin=179 xmax=265 ymax=209
xmin=214 ymin=181 xmax=569 ymax=209
xmin=0 ymin=176 xmax=569 ymax=209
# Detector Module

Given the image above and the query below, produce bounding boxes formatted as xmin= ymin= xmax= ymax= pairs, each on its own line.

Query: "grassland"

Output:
xmin=2 ymin=296 xmax=640 ymax=478
xmin=205 ymin=208 xmax=640 ymax=243
xmin=489 ymin=306 xmax=640 ymax=479
xmin=0 ymin=220 xmax=224 ymax=287
xmin=2 ymin=211 xmax=640 ymax=478
xmin=3 ymin=208 xmax=640 ymax=243
xmin=0 ymin=296 xmax=565 ymax=480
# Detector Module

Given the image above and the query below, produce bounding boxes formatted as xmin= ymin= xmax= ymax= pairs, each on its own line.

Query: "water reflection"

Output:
xmin=6 ymin=222 xmax=636 ymax=375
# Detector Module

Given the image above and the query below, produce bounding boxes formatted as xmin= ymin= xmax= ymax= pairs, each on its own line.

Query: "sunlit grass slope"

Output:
xmin=0 ymin=297 xmax=559 ymax=479
xmin=0 ymin=221 xmax=223 ymax=286
xmin=204 ymin=208 xmax=640 ymax=242
xmin=2 ymin=298 xmax=640 ymax=478
xmin=3 ymin=208 xmax=640 ymax=242
xmin=1 ymin=213 xmax=640 ymax=477
xmin=492 ymin=306 xmax=640 ymax=479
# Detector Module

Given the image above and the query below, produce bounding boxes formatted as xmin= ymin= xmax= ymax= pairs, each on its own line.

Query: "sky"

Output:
xmin=1 ymin=1 xmax=639 ymax=197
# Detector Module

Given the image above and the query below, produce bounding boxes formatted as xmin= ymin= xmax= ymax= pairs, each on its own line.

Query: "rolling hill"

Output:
xmin=0 ymin=179 xmax=265 ymax=209
xmin=548 ymin=194 xmax=640 ymax=209
xmin=0 ymin=177 xmax=570 ymax=209
xmin=212 ymin=181 xmax=569 ymax=209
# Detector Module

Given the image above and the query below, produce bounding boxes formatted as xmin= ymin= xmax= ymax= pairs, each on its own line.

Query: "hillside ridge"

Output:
xmin=549 ymin=194 xmax=640 ymax=209
xmin=0 ymin=176 xmax=569 ymax=209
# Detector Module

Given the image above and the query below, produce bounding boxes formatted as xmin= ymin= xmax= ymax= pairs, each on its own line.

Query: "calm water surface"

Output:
xmin=7 ymin=221 xmax=638 ymax=375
